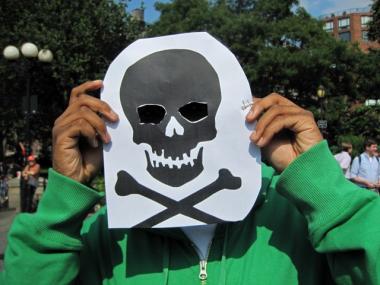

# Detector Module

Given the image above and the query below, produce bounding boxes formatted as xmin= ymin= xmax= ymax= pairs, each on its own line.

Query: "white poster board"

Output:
xmin=102 ymin=32 xmax=261 ymax=228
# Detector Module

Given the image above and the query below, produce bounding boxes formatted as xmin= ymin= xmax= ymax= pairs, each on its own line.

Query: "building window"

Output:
xmin=361 ymin=16 xmax=372 ymax=27
xmin=362 ymin=30 xmax=369 ymax=42
xmin=323 ymin=21 xmax=334 ymax=32
xmin=339 ymin=31 xmax=351 ymax=41
xmin=338 ymin=18 xmax=350 ymax=30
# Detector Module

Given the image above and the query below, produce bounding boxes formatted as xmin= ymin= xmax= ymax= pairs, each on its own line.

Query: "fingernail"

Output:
xmin=104 ymin=132 xmax=111 ymax=143
xmin=246 ymin=110 xmax=253 ymax=120
xmin=110 ymin=110 xmax=119 ymax=120
xmin=257 ymin=137 xmax=264 ymax=146
xmin=248 ymin=108 xmax=258 ymax=120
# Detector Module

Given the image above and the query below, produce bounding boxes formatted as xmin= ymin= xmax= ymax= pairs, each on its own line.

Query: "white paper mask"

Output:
xmin=102 ymin=32 xmax=261 ymax=228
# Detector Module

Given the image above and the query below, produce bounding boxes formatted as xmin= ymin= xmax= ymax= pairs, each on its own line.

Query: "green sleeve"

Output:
xmin=276 ymin=141 xmax=380 ymax=285
xmin=1 ymin=169 xmax=103 ymax=285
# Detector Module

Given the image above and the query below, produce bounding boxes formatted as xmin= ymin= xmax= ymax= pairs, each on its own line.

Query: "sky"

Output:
xmin=126 ymin=0 xmax=171 ymax=23
xmin=298 ymin=0 xmax=372 ymax=17
xmin=126 ymin=0 xmax=374 ymax=23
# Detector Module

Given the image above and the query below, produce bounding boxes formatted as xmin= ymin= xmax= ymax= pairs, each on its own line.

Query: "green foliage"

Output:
xmin=369 ymin=0 xmax=380 ymax=41
xmin=341 ymin=105 xmax=380 ymax=141
xmin=329 ymin=104 xmax=380 ymax=157
xmin=332 ymin=134 xmax=364 ymax=158
xmin=91 ymin=175 xmax=105 ymax=193
xmin=356 ymin=49 xmax=380 ymax=101
xmin=0 ymin=0 xmax=144 ymax=164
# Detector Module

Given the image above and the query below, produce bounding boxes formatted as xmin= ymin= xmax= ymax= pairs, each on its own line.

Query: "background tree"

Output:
xmin=0 ymin=0 xmax=144 ymax=167
xmin=369 ymin=0 xmax=380 ymax=41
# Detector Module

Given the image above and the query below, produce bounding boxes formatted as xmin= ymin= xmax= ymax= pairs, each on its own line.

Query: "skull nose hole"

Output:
xmin=137 ymin=104 xmax=166 ymax=124
xmin=178 ymin=102 xmax=208 ymax=123
xmin=165 ymin=116 xmax=184 ymax=137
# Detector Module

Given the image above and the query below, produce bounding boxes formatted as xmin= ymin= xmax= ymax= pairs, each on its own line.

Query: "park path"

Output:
xmin=0 ymin=177 xmax=45 ymax=271
xmin=0 ymin=178 xmax=20 ymax=271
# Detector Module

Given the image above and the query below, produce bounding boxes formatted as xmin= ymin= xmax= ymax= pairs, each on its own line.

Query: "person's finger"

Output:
xmin=251 ymin=112 xmax=313 ymax=147
xmin=251 ymin=115 xmax=294 ymax=147
xmin=69 ymin=80 xmax=103 ymax=104
xmin=251 ymin=104 xmax=304 ymax=142
xmin=56 ymin=94 xmax=118 ymax=126
xmin=53 ymin=117 xmax=99 ymax=149
xmin=52 ymin=119 xmax=101 ymax=182
xmin=55 ymin=106 xmax=111 ymax=144
xmin=246 ymin=93 xmax=296 ymax=123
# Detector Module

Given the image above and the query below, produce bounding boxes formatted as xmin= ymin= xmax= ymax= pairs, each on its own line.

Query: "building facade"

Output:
xmin=320 ymin=7 xmax=380 ymax=52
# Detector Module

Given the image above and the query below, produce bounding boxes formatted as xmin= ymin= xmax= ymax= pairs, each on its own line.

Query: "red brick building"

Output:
xmin=320 ymin=7 xmax=380 ymax=52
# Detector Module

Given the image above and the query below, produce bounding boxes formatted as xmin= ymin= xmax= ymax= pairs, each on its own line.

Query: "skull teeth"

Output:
xmin=147 ymin=146 xmax=202 ymax=169
xmin=167 ymin=156 xmax=174 ymax=169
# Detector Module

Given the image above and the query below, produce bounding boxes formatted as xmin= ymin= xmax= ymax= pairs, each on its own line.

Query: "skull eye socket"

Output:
xmin=137 ymin=104 xmax=166 ymax=124
xmin=178 ymin=102 xmax=208 ymax=123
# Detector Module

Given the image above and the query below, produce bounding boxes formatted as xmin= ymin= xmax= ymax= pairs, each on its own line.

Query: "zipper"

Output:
xmin=199 ymin=260 xmax=208 ymax=284
xmin=191 ymin=240 xmax=213 ymax=285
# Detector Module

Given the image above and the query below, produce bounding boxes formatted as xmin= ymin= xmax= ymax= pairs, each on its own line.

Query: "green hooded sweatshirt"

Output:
xmin=1 ymin=141 xmax=379 ymax=284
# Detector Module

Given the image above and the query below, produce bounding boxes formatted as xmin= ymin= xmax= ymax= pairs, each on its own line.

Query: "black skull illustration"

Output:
xmin=120 ymin=49 xmax=221 ymax=187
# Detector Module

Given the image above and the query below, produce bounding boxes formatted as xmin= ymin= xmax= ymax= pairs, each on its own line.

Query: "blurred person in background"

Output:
xmin=0 ymin=162 xmax=8 ymax=208
xmin=351 ymin=139 xmax=380 ymax=194
xmin=334 ymin=142 xmax=353 ymax=178
xmin=21 ymin=155 xmax=40 ymax=212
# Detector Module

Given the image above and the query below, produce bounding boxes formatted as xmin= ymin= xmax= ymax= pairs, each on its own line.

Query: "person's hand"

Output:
xmin=366 ymin=181 xmax=376 ymax=189
xmin=52 ymin=80 xmax=119 ymax=184
xmin=246 ymin=93 xmax=323 ymax=172
xmin=22 ymin=171 xmax=29 ymax=180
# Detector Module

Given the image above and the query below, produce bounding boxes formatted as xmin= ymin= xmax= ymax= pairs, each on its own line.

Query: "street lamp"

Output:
xmin=316 ymin=85 xmax=327 ymax=131
xmin=3 ymin=42 xmax=53 ymax=157
xmin=3 ymin=45 xmax=20 ymax=60
xmin=317 ymin=85 xmax=326 ymax=99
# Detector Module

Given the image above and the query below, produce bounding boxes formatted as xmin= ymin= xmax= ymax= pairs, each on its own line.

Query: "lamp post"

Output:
xmin=316 ymin=85 xmax=327 ymax=131
xmin=3 ymin=43 xmax=53 ymax=157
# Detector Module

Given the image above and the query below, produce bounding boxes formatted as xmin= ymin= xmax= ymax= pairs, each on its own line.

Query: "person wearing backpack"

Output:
xmin=350 ymin=139 xmax=380 ymax=194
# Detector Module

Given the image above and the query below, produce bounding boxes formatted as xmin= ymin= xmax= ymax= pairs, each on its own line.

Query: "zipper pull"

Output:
xmin=199 ymin=260 xmax=208 ymax=284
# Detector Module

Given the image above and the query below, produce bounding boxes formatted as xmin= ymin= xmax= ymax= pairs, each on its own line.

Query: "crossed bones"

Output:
xmin=115 ymin=169 xmax=242 ymax=227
